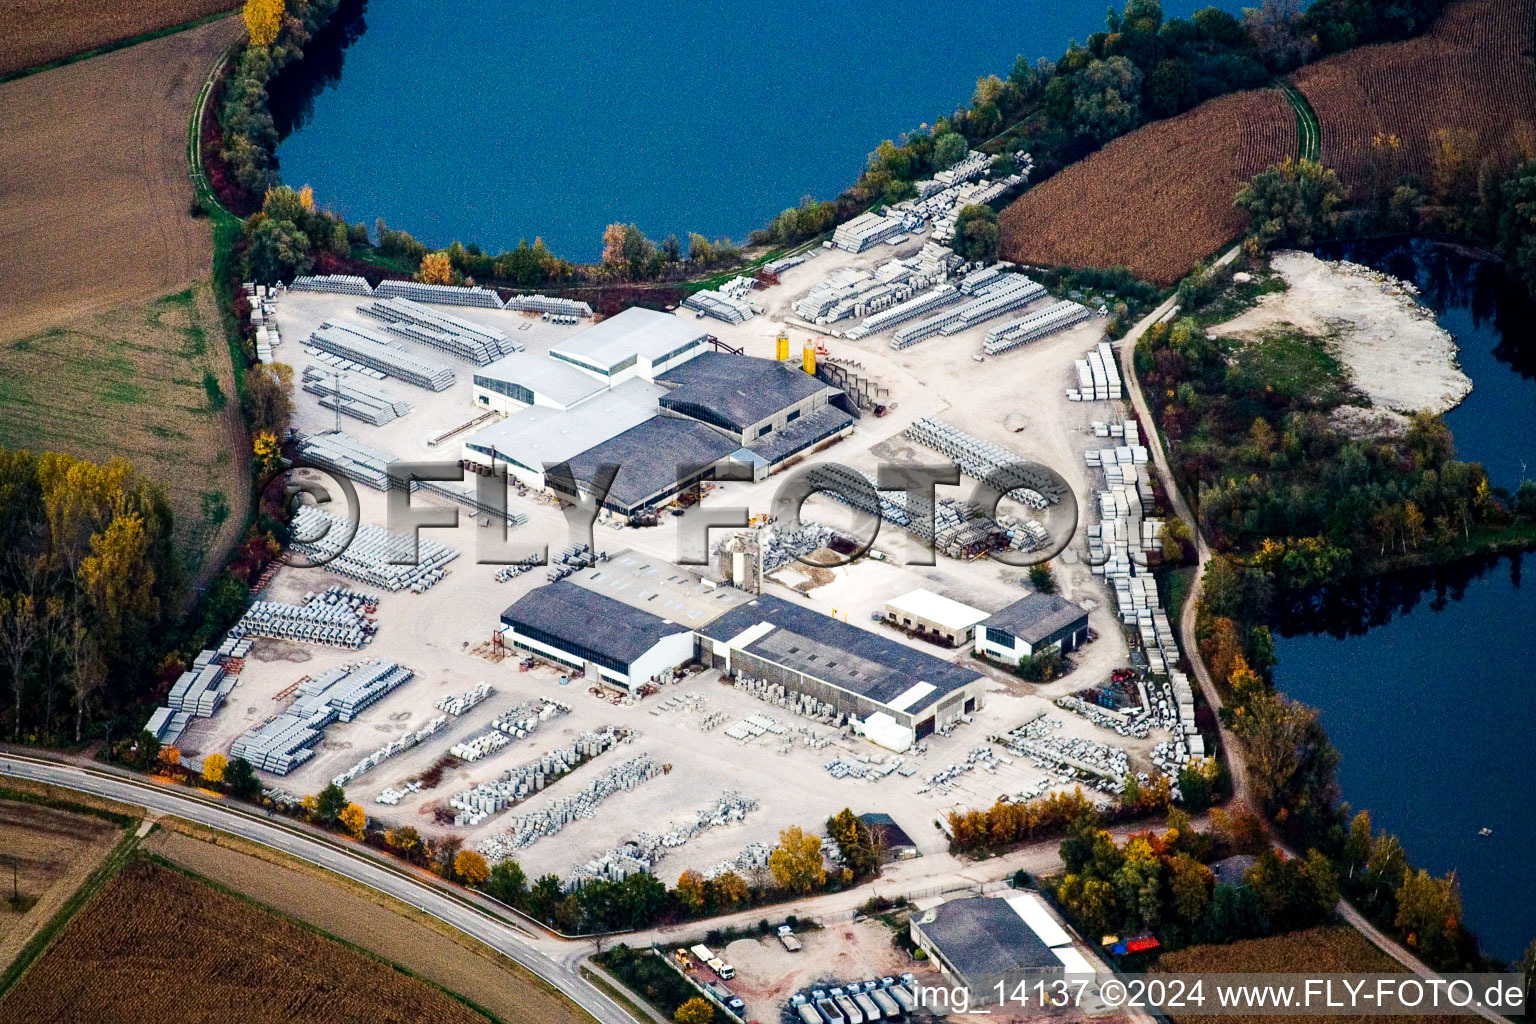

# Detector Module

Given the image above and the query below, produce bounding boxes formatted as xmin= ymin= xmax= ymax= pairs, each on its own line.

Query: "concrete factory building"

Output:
xmin=466 ymin=321 xmax=851 ymax=516
xmin=698 ymin=594 xmax=988 ymax=749
xmin=974 ymin=592 xmax=1090 ymax=663
xmin=548 ymin=305 xmax=710 ymax=383
xmin=910 ymin=894 xmax=1093 ymax=1005
xmin=498 ymin=581 xmax=695 ymax=691
xmin=883 ymin=588 xmax=990 ymax=647
xmin=498 ymin=554 xmax=752 ymax=691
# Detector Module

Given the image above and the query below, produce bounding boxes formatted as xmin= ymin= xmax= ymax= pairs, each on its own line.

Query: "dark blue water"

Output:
xmin=1278 ymin=242 xmax=1536 ymax=963
xmin=271 ymin=0 xmax=1239 ymax=260
xmin=1322 ymin=238 xmax=1536 ymax=488
xmin=1273 ymin=554 xmax=1536 ymax=962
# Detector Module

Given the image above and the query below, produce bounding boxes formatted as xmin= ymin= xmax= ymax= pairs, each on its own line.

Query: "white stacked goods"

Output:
xmin=358 ymin=296 xmax=519 ymax=363
xmin=165 ymin=654 xmax=231 ymax=717
xmin=927 ymin=273 xmax=1047 ymax=338
xmin=290 ymin=274 xmax=372 ymax=296
xmin=477 ymin=753 xmax=663 ymax=861
xmin=308 ymin=321 xmax=455 ymax=391
xmin=295 ymin=431 xmax=396 ymax=490
xmin=794 ymin=247 xmax=959 ymax=326
xmin=986 ymin=299 xmax=1092 ymax=355
xmin=231 ymin=661 xmax=414 ymax=775
xmin=373 ymin=279 xmax=502 ymax=308
xmin=230 ymin=597 xmax=368 ymax=648
xmin=503 ymin=293 xmax=593 ymax=317
xmin=890 ymin=307 xmax=963 ymax=348
xmin=301 ymin=368 xmax=412 ymax=426
xmin=563 ymin=790 xmax=759 ymax=889
xmin=763 ymin=253 xmax=810 ymax=275
xmin=449 ymin=729 xmax=511 ymax=762
xmin=332 ymin=714 xmax=447 ymax=786
xmin=845 ymin=284 xmax=956 ymax=340
xmin=144 ymin=706 xmax=192 ymax=744
xmin=490 ymin=697 xmax=570 ymax=738
xmin=1082 ymin=341 xmax=1123 ymax=400
xmin=683 ymin=289 xmax=754 ymax=324
xmin=832 ymin=211 xmax=903 ymax=253
xmin=436 ymin=681 xmax=493 ymax=716
xmin=903 ymin=417 xmax=1068 ymax=503
xmin=450 ymin=726 xmax=629 ymax=825
xmin=255 ymin=325 xmax=277 ymax=363
xmin=288 ymin=505 xmax=459 ymax=593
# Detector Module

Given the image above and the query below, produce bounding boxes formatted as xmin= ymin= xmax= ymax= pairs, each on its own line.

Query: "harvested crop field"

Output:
xmin=145 ymin=829 xmax=591 ymax=1024
xmin=0 ymin=799 xmax=124 ymax=969
xmin=0 ymin=17 xmax=239 ymax=341
xmin=0 ymin=858 xmax=497 ymax=1024
xmin=0 ymin=0 xmax=238 ymax=79
xmin=1153 ymin=926 xmax=1458 ymax=1024
xmin=1000 ymin=88 xmax=1295 ymax=285
xmin=1291 ymin=0 xmax=1536 ymax=191
xmin=0 ymin=283 xmax=249 ymax=575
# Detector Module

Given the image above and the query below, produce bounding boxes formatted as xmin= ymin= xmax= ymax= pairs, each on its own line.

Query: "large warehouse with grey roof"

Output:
xmin=463 ymin=307 xmax=852 ymax=515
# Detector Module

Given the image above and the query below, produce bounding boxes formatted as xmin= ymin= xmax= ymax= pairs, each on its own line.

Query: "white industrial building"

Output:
xmin=547 ymin=305 xmax=711 ymax=383
xmin=883 ymin=589 xmax=990 ymax=647
xmin=974 ymin=592 xmax=1090 ymax=663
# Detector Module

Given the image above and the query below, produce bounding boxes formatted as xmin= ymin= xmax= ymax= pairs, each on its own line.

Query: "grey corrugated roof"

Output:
xmin=982 ymin=593 xmax=1089 ymax=645
xmin=699 ymin=594 xmax=983 ymax=712
xmin=474 ymin=351 xmax=607 ymax=407
xmin=464 ymin=379 xmax=662 ymax=472
xmin=500 ymin=581 xmax=687 ymax=664
xmin=549 ymin=306 xmax=708 ymax=372
xmin=562 ymin=416 xmax=737 ymax=510
xmin=658 ymin=353 xmax=832 ymax=431
xmin=745 ymin=405 xmax=853 ymax=464
xmin=920 ymin=897 xmax=1058 ymax=976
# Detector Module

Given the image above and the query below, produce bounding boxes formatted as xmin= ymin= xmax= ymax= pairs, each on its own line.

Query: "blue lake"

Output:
xmin=271 ymin=0 xmax=1238 ymax=260
xmin=1278 ymin=241 xmax=1536 ymax=964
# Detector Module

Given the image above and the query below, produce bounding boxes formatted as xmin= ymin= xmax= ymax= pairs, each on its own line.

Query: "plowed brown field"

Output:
xmin=999 ymin=88 xmax=1295 ymax=285
xmin=0 ymin=17 xmax=239 ymax=340
xmin=1291 ymin=0 xmax=1536 ymax=190
xmin=0 ymin=0 xmax=238 ymax=78
xmin=0 ymin=859 xmax=495 ymax=1024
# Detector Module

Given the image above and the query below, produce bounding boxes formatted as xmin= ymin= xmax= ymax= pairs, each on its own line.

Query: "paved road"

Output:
xmin=0 ymin=752 xmax=633 ymax=1024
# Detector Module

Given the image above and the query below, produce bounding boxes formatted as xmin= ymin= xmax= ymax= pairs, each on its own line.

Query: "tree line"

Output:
xmin=0 ymin=451 xmax=182 ymax=744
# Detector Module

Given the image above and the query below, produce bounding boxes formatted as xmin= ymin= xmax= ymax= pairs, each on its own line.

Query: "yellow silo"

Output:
xmin=802 ymin=341 xmax=816 ymax=375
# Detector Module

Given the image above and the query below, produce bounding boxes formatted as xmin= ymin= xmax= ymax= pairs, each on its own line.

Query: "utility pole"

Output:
xmin=332 ymin=369 xmax=343 ymax=434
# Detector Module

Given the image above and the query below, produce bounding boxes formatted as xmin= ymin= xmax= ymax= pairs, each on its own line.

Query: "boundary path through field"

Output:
xmin=1277 ymin=79 xmax=1322 ymax=162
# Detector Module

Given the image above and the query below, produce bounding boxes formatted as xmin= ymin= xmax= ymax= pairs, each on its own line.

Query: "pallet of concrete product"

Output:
xmin=308 ymin=321 xmax=456 ymax=391
xmin=373 ymin=279 xmax=503 ymax=308
xmin=503 ymin=293 xmax=593 ymax=317
xmin=230 ymin=598 xmax=368 ymax=648
xmin=682 ymin=289 xmax=754 ymax=324
xmin=290 ymin=274 xmax=374 ymax=296
xmin=436 ymin=681 xmax=493 ymax=716
xmin=847 ymin=284 xmax=957 ymax=339
xmin=984 ymin=299 xmax=1092 ymax=355
xmin=289 ymin=504 xmax=459 ymax=593
xmin=833 ymin=211 xmax=903 ymax=253
xmin=902 ymin=417 xmax=1067 ymax=502
xmin=301 ymin=368 xmax=411 ymax=426
xmin=294 ymin=431 xmax=396 ymax=490
xmin=232 ymin=661 xmax=413 ymax=775
xmin=933 ymin=274 xmax=1047 ymax=337
xmin=332 ymin=714 xmax=447 ymax=786
xmin=358 ymin=296 xmax=520 ymax=362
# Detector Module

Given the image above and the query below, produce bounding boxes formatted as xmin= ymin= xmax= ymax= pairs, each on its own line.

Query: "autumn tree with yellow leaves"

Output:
xmin=768 ymin=826 xmax=826 ymax=894
xmin=202 ymin=753 xmax=227 ymax=784
xmin=415 ymin=251 xmax=455 ymax=285
xmin=454 ymin=850 xmax=491 ymax=887
xmin=243 ymin=0 xmax=284 ymax=46
xmin=339 ymin=803 xmax=367 ymax=839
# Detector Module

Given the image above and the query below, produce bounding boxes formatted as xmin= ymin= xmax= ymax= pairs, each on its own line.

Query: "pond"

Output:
xmin=1320 ymin=237 xmax=1536 ymax=487
xmin=269 ymin=0 xmax=1240 ymax=260
xmin=1277 ymin=240 xmax=1536 ymax=963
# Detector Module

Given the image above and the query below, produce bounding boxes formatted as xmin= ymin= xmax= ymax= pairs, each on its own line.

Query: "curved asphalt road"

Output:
xmin=0 ymin=752 xmax=629 ymax=1024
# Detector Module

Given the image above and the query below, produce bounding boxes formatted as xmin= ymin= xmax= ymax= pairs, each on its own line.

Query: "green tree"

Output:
xmin=1028 ymin=562 xmax=1058 ymax=594
xmin=1169 ymin=853 xmax=1214 ymax=924
xmin=245 ymin=217 xmax=312 ymax=283
xmin=932 ymin=132 xmax=968 ymax=171
xmin=240 ymin=363 xmax=294 ymax=436
xmin=1236 ymin=158 xmax=1348 ymax=248
xmin=312 ymin=782 xmax=347 ymax=824
xmin=952 ymin=205 xmax=1000 ymax=263
xmin=225 ymin=755 xmax=261 ymax=798
xmin=1342 ymin=810 xmax=1374 ymax=879
xmin=1395 ymin=869 xmax=1463 ymax=967
xmin=1017 ymin=648 xmax=1064 ymax=682
xmin=486 ymin=858 xmax=526 ymax=904
xmin=827 ymin=808 xmax=882 ymax=878
xmin=1058 ymin=874 xmax=1119 ymax=938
